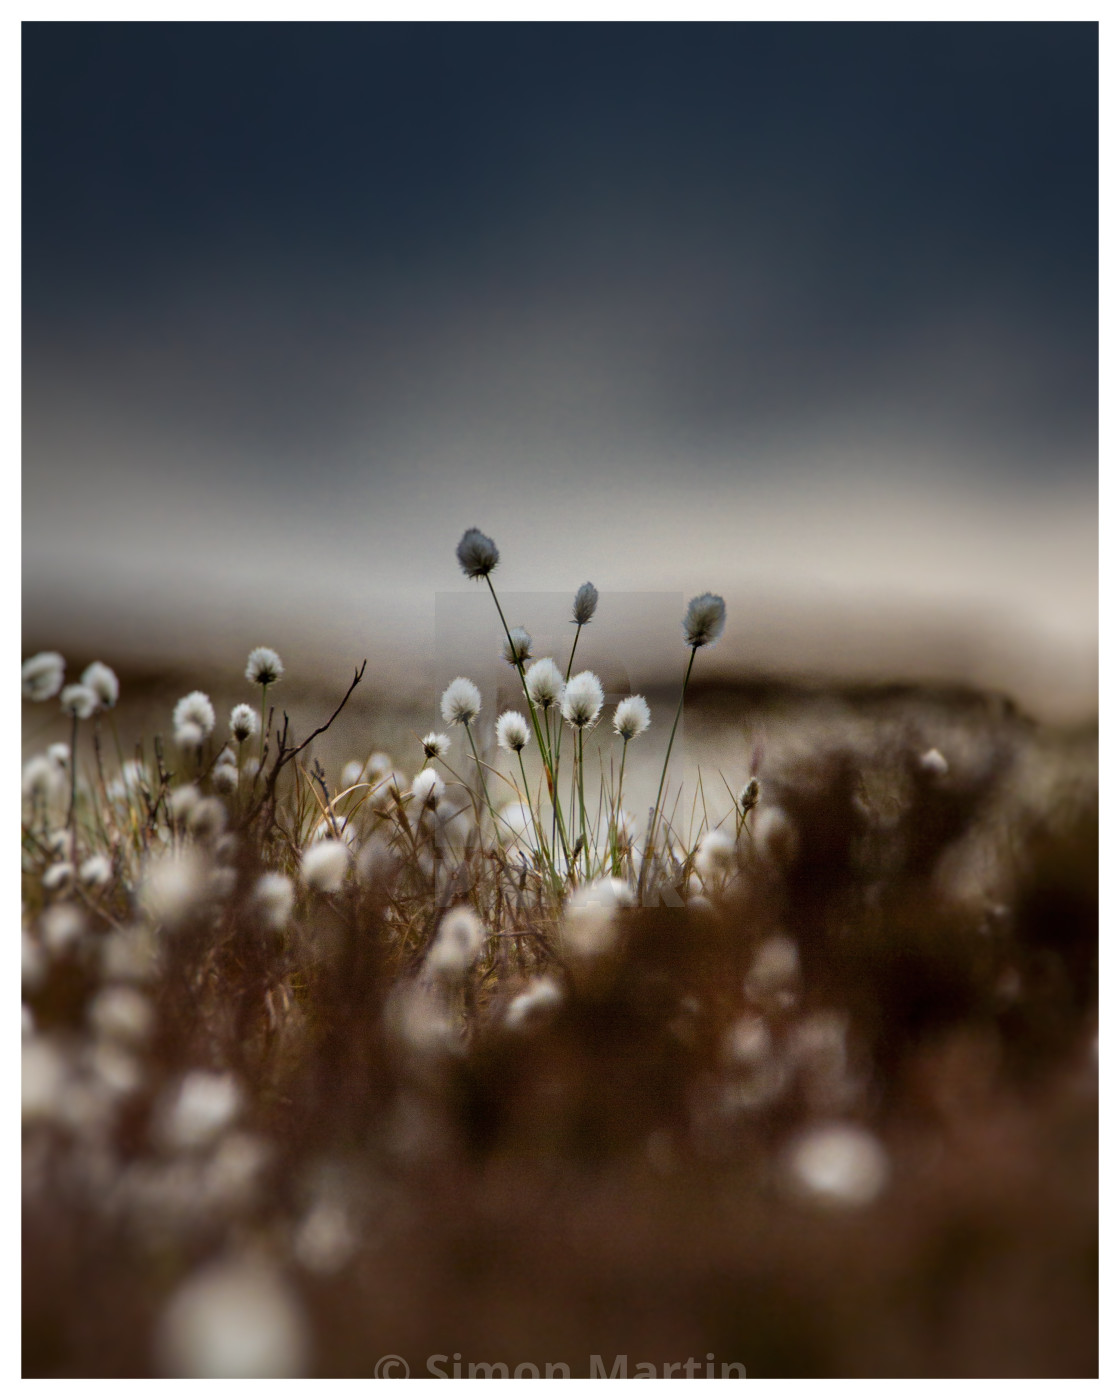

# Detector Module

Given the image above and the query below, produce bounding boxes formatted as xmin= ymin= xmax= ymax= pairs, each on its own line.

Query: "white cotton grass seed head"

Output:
xmin=301 ymin=839 xmax=350 ymax=893
xmin=60 ymin=684 xmax=98 ymax=720
xmin=48 ymin=742 xmax=70 ymax=768
xmin=502 ymin=626 xmax=533 ymax=666
xmin=80 ymin=661 xmax=119 ymax=709
xmin=683 ymin=592 xmax=727 ymax=648
xmin=497 ymin=801 xmax=536 ymax=852
xmin=229 ymin=703 xmax=259 ymax=742
xmin=612 ymin=694 xmax=651 ymax=741
xmin=696 ymin=828 xmax=738 ymax=882
xmin=139 ymin=850 xmax=208 ymax=929
xmin=22 ymin=651 xmax=66 ymax=702
xmin=43 ymin=863 xmax=75 ymax=893
xmin=440 ymin=676 xmax=482 ymax=727
xmin=155 ymin=1257 xmax=310 ymax=1379
xmin=23 ymin=756 xmax=64 ymax=803
xmin=411 ymin=768 xmax=445 ymax=809
xmin=188 ymin=798 xmax=227 ymax=842
xmin=505 ymin=977 xmax=563 ymax=1030
xmin=455 ymin=526 xmax=499 ymax=579
xmin=175 ymin=722 xmax=205 ymax=751
xmin=561 ymin=878 xmax=635 ymax=962
xmin=252 ymin=872 xmax=295 ymax=931
xmin=80 ymin=854 xmax=112 ymax=887
xmin=89 ymin=985 xmax=154 ymax=1045
xmin=245 ymin=646 xmax=283 ymax=687
xmin=421 ymin=732 xmax=449 ymax=761
xmin=160 ymin=1070 xmax=243 ymax=1153
xmin=561 ymin=670 xmax=604 ymax=729
xmin=572 ymin=581 xmax=599 ymax=625
xmin=525 ymin=657 xmax=565 ymax=711
xmin=782 ymin=1122 xmax=890 ymax=1209
xmin=212 ymin=764 xmax=238 ymax=795
xmin=362 ymin=751 xmax=393 ymax=784
xmin=496 ymin=710 xmax=530 ymax=753
xmin=754 ymin=806 xmax=800 ymax=868
xmin=169 ymin=784 xmax=201 ymax=820
xmin=746 ymin=933 xmax=801 ymax=997
xmin=173 ymin=691 xmax=216 ymax=737
xmin=340 ymin=760 xmax=363 ymax=790
xmin=427 ymin=905 xmax=485 ymax=980
xmin=919 ymin=747 xmax=950 ymax=778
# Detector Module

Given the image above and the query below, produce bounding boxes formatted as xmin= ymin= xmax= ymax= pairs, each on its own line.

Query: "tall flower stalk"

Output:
xmin=639 ymin=594 xmax=726 ymax=900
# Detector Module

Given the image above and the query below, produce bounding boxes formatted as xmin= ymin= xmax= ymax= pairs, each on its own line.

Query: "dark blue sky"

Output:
xmin=22 ymin=23 xmax=1099 ymax=714
xmin=24 ymin=22 xmax=1097 ymax=465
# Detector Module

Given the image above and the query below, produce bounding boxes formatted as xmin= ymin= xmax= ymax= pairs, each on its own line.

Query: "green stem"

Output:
xmin=565 ymin=623 xmax=582 ymax=682
xmin=483 ymin=573 xmax=570 ymax=867
xmin=577 ymin=727 xmax=591 ymax=878
xmin=258 ymin=683 xmax=269 ymax=770
xmin=639 ymin=647 xmax=697 ymax=900
xmin=465 ymin=723 xmax=502 ymax=846
xmin=67 ymin=712 xmax=79 ymax=837
xmin=612 ymin=737 xmax=630 ymax=876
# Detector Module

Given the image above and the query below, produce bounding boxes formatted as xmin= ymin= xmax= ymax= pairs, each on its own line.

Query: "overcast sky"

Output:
xmin=22 ymin=23 xmax=1098 ymax=715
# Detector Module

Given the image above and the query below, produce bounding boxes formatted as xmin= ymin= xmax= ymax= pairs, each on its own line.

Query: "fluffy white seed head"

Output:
xmin=561 ymin=670 xmax=604 ymax=729
xmin=455 ymin=526 xmax=499 ymax=579
xmin=525 ymin=657 xmax=565 ymax=711
xmin=411 ymin=767 xmax=445 ymax=809
xmin=252 ymin=872 xmax=295 ymax=931
xmin=155 ymin=1258 xmax=310 ymax=1379
xmin=572 ymin=581 xmax=599 ymax=625
xmin=80 ymin=661 xmax=119 ymax=709
xmin=754 ymin=806 xmax=800 ymax=868
xmin=160 ymin=1071 xmax=243 ymax=1152
xmin=23 ymin=652 xmax=66 ymax=702
xmin=188 ymin=797 xmax=227 ymax=842
xmin=683 ymin=592 xmax=727 ymax=648
xmin=60 ymin=684 xmax=98 ymax=720
xmin=301 ymin=839 xmax=350 ymax=893
xmin=440 ymin=676 xmax=482 ymax=727
xmin=245 ymin=646 xmax=283 ymax=687
xmin=41 ymin=902 xmax=85 ymax=953
xmin=175 ymin=722 xmax=205 ymax=751
xmin=89 ymin=985 xmax=154 ymax=1044
xmin=746 ymin=933 xmax=801 ymax=996
xmin=782 ymin=1122 xmax=890 ymax=1209
xmin=80 ymin=854 xmax=112 ymax=887
xmin=919 ymin=747 xmax=950 ymax=778
xmin=696 ymin=828 xmax=737 ymax=881
xmin=496 ymin=801 xmax=536 ymax=853
xmin=48 ymin=742 xmax=70 ymax=768
xmin=561 ymin=878 xmax=636 ymax=961
xmin=505 ymin=977 xmax=563 ymax=1029
xmin=169 ymin=784 xmax=201 ymax=820
xmin=501 ymin=626 xmax=533 ymax=666
xmin=139 ymin=850 xmax=208 ymax=928
xmin=612 ymin=694 xmax=651 ymax=741
xmin=427 ymin=905 xmax=485 ymax=980
xmin=43 ymin=863 xmax=75 ymax=894
xmin=173 ymin=691 xmax=216 ymax=737
xmin=23 ymin=756 xmax=64 ymax=803
xmin=421 ymin=732 xmax=450 ymax=761
xmin=229 ymin=703 xmax=259 ymax=742
xmin=496 ymin=710 xmax=530 ymax=753
xmin=362 ymin=751 xmax=393 ymax=784
xmin=212 ymin=764 xmax=239 ymax=795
